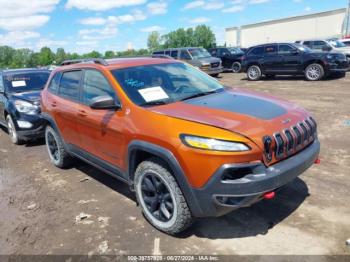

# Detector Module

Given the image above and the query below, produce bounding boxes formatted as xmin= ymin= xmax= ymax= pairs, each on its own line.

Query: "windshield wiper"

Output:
xmin=139 ymin=100 xmax=167 ymax=107
xmin=180 ymin=90 xmax=220 ymax=101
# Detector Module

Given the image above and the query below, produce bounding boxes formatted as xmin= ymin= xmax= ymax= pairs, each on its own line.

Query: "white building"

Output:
xmin=225 ymin=8 xmax=348 ymax=48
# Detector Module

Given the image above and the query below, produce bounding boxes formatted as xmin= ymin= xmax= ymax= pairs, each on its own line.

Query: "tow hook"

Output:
xmin=263 ymin=191 xmax=275 ymax=200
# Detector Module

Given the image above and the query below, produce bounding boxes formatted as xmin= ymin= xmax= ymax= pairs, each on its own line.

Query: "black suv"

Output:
xmin=208 ymin=47 xmax=245 ymax=73
xmin=0 ymin=69 xmax=50 ymax=144
xmin=242 ymin=43 xmax=349 ymax=81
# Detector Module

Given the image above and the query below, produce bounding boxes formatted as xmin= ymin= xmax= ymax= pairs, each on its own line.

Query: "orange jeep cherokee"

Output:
xmin=41 ymin=58 xmax=320 ymax=234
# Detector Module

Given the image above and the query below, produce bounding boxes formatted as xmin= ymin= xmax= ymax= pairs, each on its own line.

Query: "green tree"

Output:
xmin=193 ymin=25 xmax=216 ymax=49
xmin=0 ymin=46 xmax=15 ymax=68
xmin=55 ymin=48 xmax=67 ymax=65
xmin=37 ymin=47 xmax=55 ymax=66
xmin=162 ymin=25 xmax=216 ymax=49
xmin=83 ymin=50 xmax=102 ymax=58
xmin=104 ymin=50 xmax=115 ymax=58
xmin=147 ymin=31 xmax=161 ymax=51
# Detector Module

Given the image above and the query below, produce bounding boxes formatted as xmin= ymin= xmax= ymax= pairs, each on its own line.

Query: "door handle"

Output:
xmin=51 ymin=101 xmax=57 ymax=107
xmin=77 ymin=110 xmax=87 ymax=117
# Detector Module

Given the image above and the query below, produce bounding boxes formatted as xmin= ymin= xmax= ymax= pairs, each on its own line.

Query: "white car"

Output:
xmin=297 ymin=40 xmax=350 ymax=60
xmin=338 ymin=38 xmax=350 ymax=47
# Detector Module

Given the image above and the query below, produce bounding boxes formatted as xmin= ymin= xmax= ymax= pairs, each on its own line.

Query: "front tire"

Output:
xmin=232 ymin=61 xmax=242 ymax=73
xmin=247 ymin=65 xmax=262 ymax=81
xmin=6 ymin=115 xmax=23 ymax=145
xmin=45 ymin=126 xmax=72 ymax=168
xmin=134 ymin=158 xmax=193 ymax=235
xmin=210 ymin=73 xmax=219 ymax=78
xmin=305 ymin=63 xmax=324 ymax=81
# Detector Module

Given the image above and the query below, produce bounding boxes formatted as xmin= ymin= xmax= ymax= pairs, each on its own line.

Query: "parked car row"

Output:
xmin=0 ymin=57 xmax=320 ymax=235
xmin=241 ymin=42 xmax=350 ymax=81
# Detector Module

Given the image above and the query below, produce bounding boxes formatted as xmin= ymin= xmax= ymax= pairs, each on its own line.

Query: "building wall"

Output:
xmin=225 ymin=8 xmax=347 ymax=48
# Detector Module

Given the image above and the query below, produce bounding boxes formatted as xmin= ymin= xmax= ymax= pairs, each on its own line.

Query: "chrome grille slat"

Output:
xmin=271 ymin=118 xmax=317 ymax=161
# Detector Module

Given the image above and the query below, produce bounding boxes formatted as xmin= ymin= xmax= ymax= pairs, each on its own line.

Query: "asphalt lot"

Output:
xmin=0 ymin=72 xmax=349 ymax=257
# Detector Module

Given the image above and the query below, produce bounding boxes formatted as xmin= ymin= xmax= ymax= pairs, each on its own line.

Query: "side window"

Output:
xmin=48 ymin=72 xmax=61 ymax=93
xmin=264 ymin=45 xmax=278 ymax=55
xmin=278 ymin=44 xmax=294 ymax=54
xmin=248 ymin=47 xmax=264 ymax=56
xmin=170 ymin=50 xmax=178 ymax=59
xmin=82 ymin=70 xmax=116 ymax=105
xmin=153 ymin=51 xmax=164 ymax=55
xmin=0 ymin=74 xmax=4 ymax=92
xmin=59 ymin=71 xmax=82 ymax=101
xmin=165 ymin=50 xmax=171 ymax=56
xmin=313 ymin=41 xmax=328 ymax=50
xmin=180 ymin=50 xmax=191 ymax=60
xmin=303 ymin=41 xmax=311 ymax=47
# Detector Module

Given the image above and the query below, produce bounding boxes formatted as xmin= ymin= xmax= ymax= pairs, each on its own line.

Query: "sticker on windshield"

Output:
xmin=138 ymin=86 xmax=169 ymax=102
xmin=12 ymin=80 xmax=26 ymax=87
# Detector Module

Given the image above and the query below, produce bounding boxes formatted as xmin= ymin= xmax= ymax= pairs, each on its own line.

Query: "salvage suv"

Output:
xmin=0 ymin=68 xmax=50 ymax=144
xmin=41 ymin=57 xmax=320 ymax=234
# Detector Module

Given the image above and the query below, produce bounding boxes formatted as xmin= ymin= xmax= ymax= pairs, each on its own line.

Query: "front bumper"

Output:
xmin=191 ymin=140 xmax=320 ymax=217
xmin=326 ymin=60 xmax=350 ymax=72
xmin=201 ymin=66 xmax=223 ymax=75
xmin=13 ymin=113 xmax=45 ymax=140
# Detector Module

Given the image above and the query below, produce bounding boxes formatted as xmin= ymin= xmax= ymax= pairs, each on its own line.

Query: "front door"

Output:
xmin=262 ymin=45 xmax=280 ymax=73
xmin=278 ymin=44 xmax=302 ymax=72
xmin=77 ymin=69 xmax=126 ymax=171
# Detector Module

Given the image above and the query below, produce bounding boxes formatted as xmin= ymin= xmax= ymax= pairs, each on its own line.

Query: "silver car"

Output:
xmin=153 ymin=47 xmax=223 ymax=77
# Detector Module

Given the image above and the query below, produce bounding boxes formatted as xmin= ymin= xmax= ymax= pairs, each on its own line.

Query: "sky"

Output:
xmin=0 ymin=0 xmax=348 ymax=54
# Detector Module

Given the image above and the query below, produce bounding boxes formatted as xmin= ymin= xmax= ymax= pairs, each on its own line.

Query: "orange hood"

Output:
xmin=149 ymin=88 xmax=310 ymax=149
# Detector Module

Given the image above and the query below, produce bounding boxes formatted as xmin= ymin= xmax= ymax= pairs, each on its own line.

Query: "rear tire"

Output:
xmin=247 ymin=65 xmax=262 ymax=81
xmin=232 ymin=62 xmax=242 ymax=73
xmin=305 ymin=63 xmax=324 ymax=81
xmin=210 ymin=73 xmax=219 ymax=77
xmin=45 ymin=126 xmax=72 ymax=168
xmin=6 ymin=115 xmax=23 ymax=145
xmin=134 ymin=157 xmax=193 ymax=235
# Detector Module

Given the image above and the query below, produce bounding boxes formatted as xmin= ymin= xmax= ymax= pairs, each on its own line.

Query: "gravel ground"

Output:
xmin=0 ymin=72 xmax=349 ymax=258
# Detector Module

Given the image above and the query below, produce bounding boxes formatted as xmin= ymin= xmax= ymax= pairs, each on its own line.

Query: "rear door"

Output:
xmin=78 ymin=69 xmax=126 ymax=171
xmin=278 ymin=44 xmax=302 ymax=72
xmin=54 ymin=70 xmax=83 ymax=146
xmin=262 ymin=44 xmax=280 ymax=73
xmin=218 ymin=48 xmax=231 ymax=68
xmin=0 ymin=73 xmax=5 ymax=124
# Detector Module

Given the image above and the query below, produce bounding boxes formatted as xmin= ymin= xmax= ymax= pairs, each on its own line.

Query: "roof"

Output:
xmin=1 ymin=68 xmax=50 ymax=75
xmin=226 ymin=8 xmax=347 ymax=31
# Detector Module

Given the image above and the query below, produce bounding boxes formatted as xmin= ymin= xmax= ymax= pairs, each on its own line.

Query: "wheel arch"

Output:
xmin=127 ymin=140 xmax=204 ymax=217
xmin=303 ymin=60 xmax=325 ymax=71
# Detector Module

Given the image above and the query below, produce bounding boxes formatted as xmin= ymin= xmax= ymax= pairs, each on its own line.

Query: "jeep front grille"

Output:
xmin=273 ymin=117 xmax=317 ymax=160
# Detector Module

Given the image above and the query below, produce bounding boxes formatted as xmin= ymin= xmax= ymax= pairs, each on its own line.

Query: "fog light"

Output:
xmin=17 ymin=121 xmax=33 ymax=129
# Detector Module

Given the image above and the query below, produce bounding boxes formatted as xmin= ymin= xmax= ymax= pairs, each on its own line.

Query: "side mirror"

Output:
xmin=89 ymin=96 xmax=121 ymax=110
xmin=291 ymin=49 xmax=300 ymax=55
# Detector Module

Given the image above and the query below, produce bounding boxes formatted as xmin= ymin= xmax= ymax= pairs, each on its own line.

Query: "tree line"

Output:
xmin=0 ymin=25 xmax=216 ymax=69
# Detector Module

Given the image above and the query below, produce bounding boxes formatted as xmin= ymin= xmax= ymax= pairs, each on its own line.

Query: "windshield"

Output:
xmin=294 ymin=44 xmax=312 ymax=52
xmin=111 ymin=63 xmax=224 ymax=106
xmin=328 ymin=40 xmax=347 ymax=48
xmin=188 ymin=48 xmax=211 ymax=59
xmin=4 ymin=72 xmax=50 ymax=93
xmin=228 ymin=48 xmax=244 ymax=55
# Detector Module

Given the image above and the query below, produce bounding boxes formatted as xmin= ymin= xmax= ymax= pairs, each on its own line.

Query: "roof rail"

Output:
xmin=60 ymin=58 xmax=108 ymax=66
xmin=151 ymin=54 xmax=174 ymax=59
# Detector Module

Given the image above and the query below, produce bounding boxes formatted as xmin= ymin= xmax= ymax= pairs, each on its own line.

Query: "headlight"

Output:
xmin=326 ymin=54 xmax=336 ymax=60
xmin=180 ymin=135 xmax=250 ymax=152
xmin=14 ymin=100 xmax=39 ymax=115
